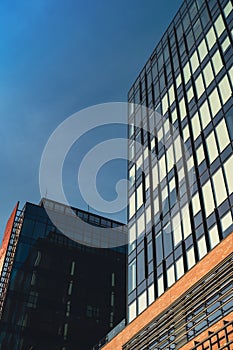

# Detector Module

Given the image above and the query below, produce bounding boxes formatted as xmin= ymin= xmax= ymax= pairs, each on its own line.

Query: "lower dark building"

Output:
xmin=0 ymin=199 xmax=126 ymax=350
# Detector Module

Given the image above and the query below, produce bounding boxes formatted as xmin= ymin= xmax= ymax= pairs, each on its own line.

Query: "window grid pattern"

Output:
xmin=123 ymin=255 xmax=233 ymax=350
xmin=0 ymin=202 xmax=126 ymax=349
xmin=127 ymin=0 xmax=233 ymax=321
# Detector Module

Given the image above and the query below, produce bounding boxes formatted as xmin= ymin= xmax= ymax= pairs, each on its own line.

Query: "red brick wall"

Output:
xmin=179 ymin=312 xmax=233 ymax=350
xmin=102 ymin=232 xmax=233 ymax=350
xmin=0 ymin=203 xmax=19 ymax=275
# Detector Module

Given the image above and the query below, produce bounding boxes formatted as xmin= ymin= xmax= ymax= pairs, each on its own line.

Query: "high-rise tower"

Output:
xmin=97 ymin=0 xmax=233 ymax=349
xmin=127 ymin=0 xmax=233 ymax=323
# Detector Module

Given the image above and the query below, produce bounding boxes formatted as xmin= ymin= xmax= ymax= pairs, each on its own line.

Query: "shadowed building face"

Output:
xmin=0 ymin=200 xmax=126 ymax=350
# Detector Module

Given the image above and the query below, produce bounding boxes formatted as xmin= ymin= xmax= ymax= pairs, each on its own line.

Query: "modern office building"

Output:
xmin=0 ymin=199 xmax=126 ymax=350
xmin=97 ymin=0 xmax=233 ymax=349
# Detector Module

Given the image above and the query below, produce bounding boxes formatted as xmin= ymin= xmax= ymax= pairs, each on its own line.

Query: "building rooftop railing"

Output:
xmin=93 ymin=319 xmax=126 ymax=350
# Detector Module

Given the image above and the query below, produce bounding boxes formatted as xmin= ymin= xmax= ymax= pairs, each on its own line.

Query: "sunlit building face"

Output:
xmin=127 ymin=0 xmax=233 ymax=323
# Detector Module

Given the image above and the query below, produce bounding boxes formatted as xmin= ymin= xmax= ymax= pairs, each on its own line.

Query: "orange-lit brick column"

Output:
xmin=0 ymin=202 xmax=19 ymax=274
xmin=102 ymin=232 xmax=233 ymax=350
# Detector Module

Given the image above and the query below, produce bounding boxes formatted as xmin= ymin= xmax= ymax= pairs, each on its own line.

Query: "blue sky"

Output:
xmin=0 ymin=0 xmax=183 ymax=240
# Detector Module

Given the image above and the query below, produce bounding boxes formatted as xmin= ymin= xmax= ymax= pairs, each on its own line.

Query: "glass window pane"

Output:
xmin=167 ymin=264 xmax=175 ymax=287
xmin=129 ymin=224 xmax=136 ymax=252
xmin=145 ymin=175 xmax=150 ymax=193
xmin=129 ymin=123 xmax=134 ymax=137
xmin=137 ymin=213 xmax=145 ymax=238
xmin=156 ymin=232 xmax=163 ymax=264
xmin=173 ymin=212 xmax=182 ymax=246
xmin=159 ymin=155 xmax=166 ymax=181
xmin=216 ymin=119 xmax=230 ymax=152
xmin=212 ymin=50 xmax=223 ymax=75
xmin=183 ymin=124 xmax=190 ymax=142
xmin=187 ymin=85 xmax=194 ymax=102
xmin=146 ymin=206 xmax=151 ymax=225
xmin=187 ymin=155 xmax=194 ymax=172
xmin=169 ymin=84 xmax=175 ymax=105
xmin=166 ymin=146 xmax=174 ymax=173
xmin=195 ymin=74 xmax=205 ymax=98
xmin=164 ymin=119 xmax=170 ymax=136
xmin=200 ymin=7 xmax=210 ymax=27
xmin=152 ymin=164 xmax=158 ymax=191
xmin=191 ymin=113 xmax=201 ymax=140
xmin=138 ymin=290 xmax=147 ymax=314
xmin=128 ymin=301 xmax=137 ymax=322
xmin=179 ymin=97 xmax=186 ymax=121
xmin=128 ymin=260 xmax=136 ymax=292
xmin=163 ymin=223 xmax=173 ymax=257
xmin=178 ymin=166 xmax=185 ymax=182
xmin=158 ymin=127 xmax=163 ymax=143
xmin=196 ymin=144 xmax=205 ymax=165
xmin=193 ymin=18 xmax=202 ymax=40
xmin=212 ymin=168 xmax=227 ymax=206
xmin=137 ymin=183 xmax=144 ymax=210
xmin=174 ymin=137 xmax=182 ymax=161
xmin=202 ymin=180 xmax=215 ymax=217
xmin=200 ymin=100 xmax=211 ymax=129
xmin=209 ymin=88 xmax=221 ymax=117
xmin=176 ymin=74 xmax=181 ymax=88
xmin=169 ymin=177 xmax=175 ymax=192
xmin=198 ymin=39 xmax=208 ymax=61
xmin=148 ymin=284 xmax=155 ymax=305
xmin=129 ymin=143 xmax=135 ymax=160
xmin=169 ymin=186 xmax=176 ymax=209
xmin=136 ymin=155 xmax=143 ymax=172
xmin=187 ymin=246 xmax=195 ymax=269
xmin=154 ymin=196 xmax=159 ymax=216
xmin=192 ymin=192 xmax=201 ymax=216
xmin=187 ymin=29 xmax=195 ymax=51
xmin=183 ymin=62 xmax=191 ymax=84
xmin=190 ymin=51 xmax=199 ymax=73
xmin=209 ymin=225 xmax=219 ymax=249
xmin=129 ymin=166 xmax=135 ymax=188
xmin=219 ymin=75 xmax=231 ymax=104
xmin=206 ymin=27 xmax=216 ymax=50
xmin=158 ymin=274 xmax=164 ymax=297
xmin=162 ymin=94 xmax=168 ymax=115
xmin=224 ymin=155 xmax=233 ymax=193
xmin=214 ymin=14 xmax=225 ymax=37
xmin=203 ymin=62 xmax=214 ymax=87
xmin=176 ymin=256 xmax=184 ymax=279
xmin=171 ymin=108 xmax=178 ymax=124
xmin=224 ymin=2 xmax=233 ymax=17
xmin=162 ymin=186 xmax=168 ymax=212
xmin=229 ymin=66 xmax=233 ymax=86
xmin=182 ymin=206 xmax=192 ymax=239
xmin=197 ymin=236 xmax=207 ymax=259
xmin=206 ymin=131 xmax=218 ymax=163
xmin=137 ymin=250 xmax=145 ymax=284
xmin=221 ymin=211 xmax=233 ymax=232
xmin=222 ymin=37 xmax=230 ymax=52
xmin=189 ymin=1 xmax=197 ymax=20
xmin=129 ymin=193 xmax=136 ymax=219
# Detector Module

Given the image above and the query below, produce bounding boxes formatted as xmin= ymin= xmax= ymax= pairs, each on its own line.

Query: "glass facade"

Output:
xmin=123 ymin=254 xmax=233 ymax=349
xmin=0 ymin=200 xmax=126 ymax=350
xmin=127 ymin=0 xmax=233 ymax=323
